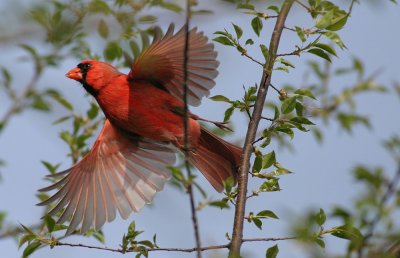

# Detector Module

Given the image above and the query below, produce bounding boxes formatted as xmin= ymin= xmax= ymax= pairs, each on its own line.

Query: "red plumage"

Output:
xmin=38 ymin=24 xmax=242 ymax=234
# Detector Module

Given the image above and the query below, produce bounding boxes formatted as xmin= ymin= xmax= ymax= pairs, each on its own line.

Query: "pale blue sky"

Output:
xmin=0 ymin=1 xmax=399 ymax=258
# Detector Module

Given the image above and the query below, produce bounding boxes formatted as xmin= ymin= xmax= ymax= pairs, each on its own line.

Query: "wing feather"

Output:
xmin=128 ymin=24 xmax=219 ymax=106
xmin=38 ymin=120 xmax=176 ymax=234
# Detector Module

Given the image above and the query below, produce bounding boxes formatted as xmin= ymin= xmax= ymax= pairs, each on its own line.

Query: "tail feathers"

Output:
xmin=190 ymin=128 xmax=242 ymax=192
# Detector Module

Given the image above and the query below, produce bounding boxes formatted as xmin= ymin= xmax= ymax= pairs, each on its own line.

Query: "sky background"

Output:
xmin=0 ymin=0 xmax=399 ymax=258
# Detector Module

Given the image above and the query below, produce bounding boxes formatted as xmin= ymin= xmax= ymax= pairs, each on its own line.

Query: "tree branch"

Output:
xmin=228 ymin=1 xmax=295 ymax=257
xmin=52 ymin=236 xmax=296 ymax=253
xmin=183 ymin=1 xmax=202 ymax=257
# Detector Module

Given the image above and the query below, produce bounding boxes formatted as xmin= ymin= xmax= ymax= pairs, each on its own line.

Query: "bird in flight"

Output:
xmin=38 ymin=24 xmax=242 ymax=235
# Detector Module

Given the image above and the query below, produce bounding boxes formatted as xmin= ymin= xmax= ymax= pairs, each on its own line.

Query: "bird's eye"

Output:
xmin=77 ymin=63 xmax=91 ymax=72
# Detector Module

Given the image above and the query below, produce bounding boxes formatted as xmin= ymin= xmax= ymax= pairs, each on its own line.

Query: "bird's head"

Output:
xmin=66 ymin=60 xmax=122 ymax=96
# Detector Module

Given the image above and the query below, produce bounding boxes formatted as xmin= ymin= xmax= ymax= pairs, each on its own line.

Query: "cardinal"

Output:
xmin=38 ymin=24 xmax=242 ymax=235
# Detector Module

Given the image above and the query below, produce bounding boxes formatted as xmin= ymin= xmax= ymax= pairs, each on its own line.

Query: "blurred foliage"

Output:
xmin=0 ymin=0 xmax=399 ymax=257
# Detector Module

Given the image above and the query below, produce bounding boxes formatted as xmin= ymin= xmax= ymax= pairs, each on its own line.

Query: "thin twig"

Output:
xmin=261 ymin=116 xmax=274 ymax=121
xmin=269 ymin=83 xmax=281 ymax=94
xmin=228 ymin=1 xmax=295 ymax=257
xmin=283 ymin=25 xmax=296 ymax=32
xmin=242 ymin=52 xmax=264 ymax=66
xmin=182 ymin=2 xmax=202 ymax=258
xmin=294 ymin=0 xmax=310 ymax=11
xmin=53 ymin=236 xmax=296 ymax=253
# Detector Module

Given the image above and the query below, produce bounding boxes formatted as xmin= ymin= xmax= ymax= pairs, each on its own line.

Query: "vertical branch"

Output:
xmin=182 ymin=1 xmax=202 ymax=258
xmin=228 ymin=1 xmax=295 ymax=257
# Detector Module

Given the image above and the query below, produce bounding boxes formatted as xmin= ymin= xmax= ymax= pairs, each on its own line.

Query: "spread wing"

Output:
xmin=128 ymin=24 xmax=219 ymax=106
xmin=38 ymin=120 xmax=176 ymax=235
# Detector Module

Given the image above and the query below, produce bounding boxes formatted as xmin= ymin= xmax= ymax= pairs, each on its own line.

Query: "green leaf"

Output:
xmin=331 ymin=225 xmax=363 ymax=241
xmin=253 ymin=218 xmax=262 ymax=230
xmin=294 ymin=88 xmax=316 ymax=99
xmin=314 ymin=43 xmax=337 ymax=57
xmin=316 ymin=10 xmax=334 ymax=29
xmin=224 ymin=176 xmax=235 ymax=194
xmin=87 ymin=103 xmax=99 ymax=119
xmin=19 ymin=234 xmax=36 ymax=248
xmin=47 ymin=92 xmax=73 ymax=111
xmin=251 ymin=17 xmax=263 ymax=37
xmin=262 ymin=151 xmax=276 ymax=169
xmin=353 ymin=57 xmax=364 ymax=77
xmin=260 ymin=44 xmax=269 ymax=61
xmin=295 ymin=26 xmax=306 ymax=42
xmin=257 ymin=210 xmax=279 ymax=219
xmin=323 ymin=31 xmax=346 ymax=49
xmin=295 ymin=102 xmax=304 ymax=116
xmin=260 ymin=178 xmax=281 ymax=192
xmin=245 ymin=39 xmax=254 ymax=45
xmin=138 ymin=240 xmax=155 ymax=248
xmin=31 ymin=96 xmax=51 ymax=111
xmin=41 ymin=161 xmax=59 ymax=173
xmin=290 ymin=117 xmax=315 ymax=125
xmin=98 ymin=19 xmax=109 ymax=38
xmin=276 ymin=127 xmax=294 ymax=139
xmin=44 ymin=215 xmax=56 ymax=233
xmin=237 ymin=3 xmax=255 ymax=10
xmin=52 ymin=115 xmax=71 ymax=125
xmin=139 ymin=15 xmax=157 ymax=23
xmin=326 ymin=13 xmax=348 ymax=31
xmin=281 ymin=96 xmax=297 ymax=114
xmin=210 ymin=200 xmax=230 ymax=209
xmin=336 ymin=113 xmax=370 ymax=132
xmin=23 ymin=241 xmax=41 ymax=258
xmin=253 ymin=155 xmax=262 ymax=173
xmin=315 ymin=238 xmax=325 ymax=249
xmin=275 ymin=66 xmax=289 ymax=73
xmin=273 ymin=105 xmax=280 ymax=120
xmin=60 ymin=130 xmax=74 ymax=145
xmin=88 ymin=0 xmax=112 ymax=14
xmin=93 ymin=230 xmax=105 ymax=244
xmin=53 ymin=224 xmax=68 ymax=232
xmin=224 ymin=107 xmax=235 ymax=122
xmin=307 ymin=48 xmax=331 ymax=62
xmin=0 ymin=212 xmax=5 ymax=229
xmin=315 ymin=208 xmax=326 ymax=226
xmin=1 ymin=67 xmax=12 ymax=87
xmin=267 ymin=5 xmax=280 ymax=14
xmin=232 ymin=23 xmax=243 ymax=39
xmin=279 ymin=58 xmax=295 ymax=68
xmin=104 ymin=41 xmax=123 ymax=61
xmin=213 ymin=36 xmax=233 ymax=46
xmin=210 ymin=95 xmax=231 ymax=102
xmin=266 ymin=244 xmax=279 ymax=258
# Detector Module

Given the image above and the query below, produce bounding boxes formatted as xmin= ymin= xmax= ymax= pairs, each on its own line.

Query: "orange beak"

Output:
xmin=65 ymin=67 xmax=83 ymax=81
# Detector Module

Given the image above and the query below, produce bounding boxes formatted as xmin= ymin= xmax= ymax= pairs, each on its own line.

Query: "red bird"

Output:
xmin=38 ymin=25 xmax=242 ymax=235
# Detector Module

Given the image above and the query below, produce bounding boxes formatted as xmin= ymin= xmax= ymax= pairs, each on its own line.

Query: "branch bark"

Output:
xmin=228 ymin=1 xmax=295 ymax=257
